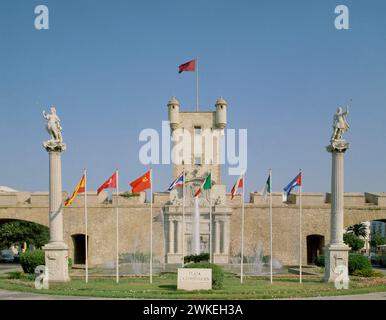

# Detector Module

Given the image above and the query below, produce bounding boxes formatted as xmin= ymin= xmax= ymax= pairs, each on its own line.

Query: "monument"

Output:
xmin=42 ymin=107 xmax=70 ymax=282
xmin=324 ymin=106 xmax=351 ymax=284
xmin=164 ymin=97 xmax=232 ymax=264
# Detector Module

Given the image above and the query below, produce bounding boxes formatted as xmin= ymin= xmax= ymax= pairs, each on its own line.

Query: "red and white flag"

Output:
xmin=97 ymin=171 xmax=117 ymax=195
xmin=230 ymin=174 xmax=244 ymax=200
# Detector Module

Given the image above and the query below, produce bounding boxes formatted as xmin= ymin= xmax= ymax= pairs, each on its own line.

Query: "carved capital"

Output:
xmin=43 ymin=140 xmax=67 ymax=153
xmin=326 ymin=139 xmax=349 ymax=153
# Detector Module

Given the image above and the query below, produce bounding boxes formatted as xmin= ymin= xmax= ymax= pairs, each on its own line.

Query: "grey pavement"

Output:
xmin=296 ymin=291 xmax=386 ymax=300
xmin=0 ymin=288 xmax=386 ymax=300
xmin=0 ymin=289 xmax=115 ymax=300
xmin=0 ymin=263 xmax=22 ymax=274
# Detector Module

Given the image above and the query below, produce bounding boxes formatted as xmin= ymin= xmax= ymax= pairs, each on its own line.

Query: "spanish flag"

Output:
xmin=65 ymin=174 xmax=86 ymax=207
xmin=130 ymin=170 xmax=151 ymax=193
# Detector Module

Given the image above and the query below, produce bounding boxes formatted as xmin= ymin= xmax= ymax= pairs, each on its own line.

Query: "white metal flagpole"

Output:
xmin=84 ymin=169 xmax=88 ymax=283
xmin=269 ymin=169 xmax=273 ymax=284
xmin=196 ymin=57 xmax=199 ymax=112
xmin=241 ymin=174 xmax=245 ymax=284
xmin=150 ymin=168 xmax=153 ymax=284
xmin=299 ymin=169 xmax=302 ymax=284
xmin=209 ymin=170 xmax=212 ymax=264
xmin=116 ymin=170 xmax=119 ymax=284
xmin=182 ymin=170 xmax=185 ymax=267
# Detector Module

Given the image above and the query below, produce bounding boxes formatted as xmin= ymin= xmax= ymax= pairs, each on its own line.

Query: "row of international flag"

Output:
xmin=65 ymin=169 xmax=302 ymax=207
xmin=64 ymin=169 xmax=303 ymax=285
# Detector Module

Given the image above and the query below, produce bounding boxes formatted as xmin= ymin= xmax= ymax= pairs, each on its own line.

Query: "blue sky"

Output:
xmin=0 ymin=0 xmax=385 ymax=195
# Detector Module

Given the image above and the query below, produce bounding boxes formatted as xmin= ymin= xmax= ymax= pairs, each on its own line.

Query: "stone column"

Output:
xmin=192 ymin=197 xmax=201 ymax=255
xmin=42 ymin=144 xmax=70 ymax=282
xmin=224 ymin=220 xmax=230 ymax=254
xmin=176 ymin=220 xmax=182 ymax=254
xmin=324 ymin=140 xmax=350 ymax=283
xmin=215 ymin=220 xmax=221 ymax=254
xmin=169 ymin=219 xmax=175 ymax=254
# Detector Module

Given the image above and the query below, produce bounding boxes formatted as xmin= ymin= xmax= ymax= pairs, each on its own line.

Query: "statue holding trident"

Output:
xmin=331 ymin=106 xmax=350 ymax=142
xmin=42 ymin=106 xmax=66 ymax=152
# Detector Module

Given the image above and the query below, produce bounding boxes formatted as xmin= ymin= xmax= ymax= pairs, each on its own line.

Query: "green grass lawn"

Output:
xmin=0 ymin=272 xmax=385 ymax=299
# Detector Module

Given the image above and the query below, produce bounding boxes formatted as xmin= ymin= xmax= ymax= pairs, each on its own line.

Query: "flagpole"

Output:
xmin=269 ymin=169 xmax=273 ymax=284
xmin=84 ymin=169 xmax=88 ymax=283
xmin=209 ymin=169 xmax=212 ymax=264
xmin=196 ymin=57 xmax=199 ymax=112
xmin=241 ymin=174 xmax=245 ymax=284
xmin=116 ymin=170 xmax=119 ymax=284
xmin=150 ymin=168 xmax=153 ymax=284
xmin=182 ymin=170 xmax=185 ymax=267
xmin=299 ymin=169 xmax=302 ymax=284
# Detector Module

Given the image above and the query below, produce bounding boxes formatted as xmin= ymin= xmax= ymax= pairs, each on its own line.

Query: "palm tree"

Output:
xmin=346 ymin=223 xmax=368 ymax=238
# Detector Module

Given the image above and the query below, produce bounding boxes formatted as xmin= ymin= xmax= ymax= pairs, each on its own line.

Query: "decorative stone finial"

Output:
xmin=215 ymin=97 xmax=227 ymax=106
xmin=168 ymin=96 xmax=180 ymax=107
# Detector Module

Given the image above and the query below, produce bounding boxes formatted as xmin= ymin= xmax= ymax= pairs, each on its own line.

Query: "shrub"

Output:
xmin=344 ymin=233 xmax=365 ymax=252
xmin=352 ymin=269 xmax=384 ymax=278
xmin=184 ymin=253 xmax=209 ymax=264
xmin=370 ymin=232 xmax=386 ymax=248
xmin=120 ymin=192 xmax=140 ymax=198
xmin=348 ymin=254 xmax=371 ymax=274
xmin=68 ymin=257 xmax=73 ymax=269
xmin=314 ymin=255 xmax=325 ymax=267
xmin=262 ymin=255 xmax=270 ymax=264
xmin=20 ymin=250 xmax=45 ymax=274
xmin=184 ymin=262 xmax=224 ymax=289
xmin=380 ymin=256 xmax=386 ymax=267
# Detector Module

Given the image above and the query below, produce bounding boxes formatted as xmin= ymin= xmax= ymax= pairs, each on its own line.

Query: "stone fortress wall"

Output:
xmin=1 ymin=191 xmax=386 ymax=266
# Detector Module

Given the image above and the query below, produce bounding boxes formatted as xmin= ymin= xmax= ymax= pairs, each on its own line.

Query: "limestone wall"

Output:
xmin=1 ymin=191 xmax=386 ymax=267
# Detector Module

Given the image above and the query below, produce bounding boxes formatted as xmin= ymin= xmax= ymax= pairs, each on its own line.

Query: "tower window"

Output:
xmin=194 ymin=126 xmax=202 ymax=135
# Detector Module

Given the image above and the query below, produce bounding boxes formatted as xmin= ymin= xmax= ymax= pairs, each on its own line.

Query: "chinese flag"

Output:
xmin=178 ymin=59 xmax=196 ymax=73
xmin=130 ymin=170 xmax=151 ymax=193
xmin=97 ymin=171 xmax=117 ymax=195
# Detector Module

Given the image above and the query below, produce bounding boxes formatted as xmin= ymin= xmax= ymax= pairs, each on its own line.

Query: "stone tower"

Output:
xmin=164 ymin=97 xmax=232 ymax=264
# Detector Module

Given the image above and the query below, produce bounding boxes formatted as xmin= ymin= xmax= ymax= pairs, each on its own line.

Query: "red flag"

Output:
xmin=178 ymin=59 xmax=196 ymax=73
xmin=130 ymin=170 xmax=151 ymax=193
xmin=230 ymin=175 xmax=244 ymax=200
xmin=97 ymin=171 xmax=117 ymax=195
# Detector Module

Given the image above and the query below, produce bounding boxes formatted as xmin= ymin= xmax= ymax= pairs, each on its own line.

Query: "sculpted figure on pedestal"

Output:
xmin=331 ymin=106 xmax=350 ymax=142
xmin=42 ymin=106 xmax=66 ymax=152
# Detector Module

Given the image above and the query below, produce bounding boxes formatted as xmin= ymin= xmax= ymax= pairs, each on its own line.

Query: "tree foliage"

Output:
xmin=0 ymin=221 xmax=49 ymax=250
xmin=346 ymin=223 xmax=368 ymax=238
xmin=343 ymin=233 xmax=365 ymax=252
xmin=370 ymin=232 xmax=386 ymax=248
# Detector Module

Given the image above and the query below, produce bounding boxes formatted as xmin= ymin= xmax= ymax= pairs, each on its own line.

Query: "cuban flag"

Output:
xmin=168 ymin=172 xmax=184 ymax=191
xmin=282 ymin=172 xmax=302 ymax=202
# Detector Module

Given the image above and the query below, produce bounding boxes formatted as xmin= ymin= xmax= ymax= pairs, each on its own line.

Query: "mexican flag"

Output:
xmin=194 ymin=173 xmax=212 ymax=197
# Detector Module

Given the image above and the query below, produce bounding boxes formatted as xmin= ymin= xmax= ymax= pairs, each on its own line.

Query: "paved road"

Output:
xmin=0 ymin=288 xmax=385 ymax=300
xmin=373 ymin=267 xmax=386 ymax=276
xmin=297 ymin=292 xmax=386 ymax=300
xmin=0 ymin=263 xmax=22 ymax=274
xmin=0 ymin=289 xmax=117 ymax=300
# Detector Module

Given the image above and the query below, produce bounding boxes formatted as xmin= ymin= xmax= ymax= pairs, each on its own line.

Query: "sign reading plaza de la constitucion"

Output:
xmin=1 ymin=98 xmax=386 ymax=283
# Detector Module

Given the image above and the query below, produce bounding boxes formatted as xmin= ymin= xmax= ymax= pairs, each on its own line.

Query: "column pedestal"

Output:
xmin=324 ymin=243 xmax=350 ymax=283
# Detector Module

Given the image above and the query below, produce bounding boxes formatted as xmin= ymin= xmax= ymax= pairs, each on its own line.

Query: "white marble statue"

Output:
xmin=43 ymin=106 xmax=63 ymax=143
xmin=331 ymin=106 xmax=349 ymax=142
xmin=42 ymin=106 xmax=66 ymax=152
